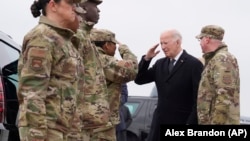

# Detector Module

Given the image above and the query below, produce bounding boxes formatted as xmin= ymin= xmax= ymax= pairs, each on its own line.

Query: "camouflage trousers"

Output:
xmin=82 ymin=126 xmax=116 ymax=141
xmin=19 ymin=127 xmax=82 ymax=141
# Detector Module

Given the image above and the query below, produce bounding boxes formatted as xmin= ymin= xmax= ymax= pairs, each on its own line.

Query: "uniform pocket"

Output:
xmin=82 ymin=98 xmax=110 ymax=127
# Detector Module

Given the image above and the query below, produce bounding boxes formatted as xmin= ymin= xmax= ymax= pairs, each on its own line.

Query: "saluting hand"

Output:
xmin=144 ymin=43 xmax=160 ymax=61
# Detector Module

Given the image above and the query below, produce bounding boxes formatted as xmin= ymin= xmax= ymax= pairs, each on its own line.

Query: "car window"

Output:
xmin=2 ymin=60 xmax=18 ymax=88
xmin=7 ymin=74 xmax=18 ymax=88
xmin=0 ymin=33 xmax=20 ymax=87
xmin=150 ymin=86 xmax=158 ymax=97
xmin=125 ymin=102 xmax=139 ymax=116
xmin=0 ymin=41 xmax=20 ymax=67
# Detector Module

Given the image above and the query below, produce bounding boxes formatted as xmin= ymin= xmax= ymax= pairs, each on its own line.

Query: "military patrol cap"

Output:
xmin=81 ymin=0 xmax=102 ymax=4
xmin=72 ymin=0 xmax=83 ymax=3
xmin=196 ymin=25 xmax=225 ymax=40
xmin=66 ymin=0 xmax=85 ymax=14
xmin=74 ymin=4 xmax=86 ymax=14
xmin=90 ymin=28 xmax=118 ymax=44
xmin=88 ymin=0 xmax=102 ymax=4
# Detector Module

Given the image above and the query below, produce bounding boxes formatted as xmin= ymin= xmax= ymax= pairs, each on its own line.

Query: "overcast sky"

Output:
xmin=1 ymin=0 xmax=249 ymax=117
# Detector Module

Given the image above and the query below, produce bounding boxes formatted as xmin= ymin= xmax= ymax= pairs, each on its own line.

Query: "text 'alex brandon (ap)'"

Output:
xmin=160 ymin=125 xmax=249 ymax=140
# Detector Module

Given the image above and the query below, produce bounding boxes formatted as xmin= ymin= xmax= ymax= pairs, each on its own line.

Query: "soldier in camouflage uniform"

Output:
xmin=90 ymin=29 xmax=138 ymax=140
xmin=195 ymin=25 xmax=240 ymax=124
xmin=76 ymin=0 xmax=112 ymax=141
xmin=17 ymin=0 xmax=84 ymax=141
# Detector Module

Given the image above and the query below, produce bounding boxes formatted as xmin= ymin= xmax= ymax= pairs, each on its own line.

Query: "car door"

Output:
xmin=0 ymin=31 xmax=20 ymax=130
xmin=0 ymin=31 xmax=20 ymax=141
xmin=145 ymin=98 xmax=157 ymax=131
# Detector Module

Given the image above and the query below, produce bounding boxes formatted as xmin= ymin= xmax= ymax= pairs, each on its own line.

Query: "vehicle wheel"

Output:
xmin=127 ymin=132 xmax=140 ymax=141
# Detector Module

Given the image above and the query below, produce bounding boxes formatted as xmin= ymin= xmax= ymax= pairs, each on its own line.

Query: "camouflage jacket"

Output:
xmin=197 ymin=44 xmax=240 ymax=124
xmin=96 ymin=44 xmax=138 ymax=125
xmin=17 ymin=16 xmax=83 ymax=136
xmin=76 ymin=22 xmax=110 ymax=129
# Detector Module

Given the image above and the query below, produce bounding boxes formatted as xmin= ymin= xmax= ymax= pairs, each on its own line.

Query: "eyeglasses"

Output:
xmin=198 ymin=36 xmax=213 ymax=42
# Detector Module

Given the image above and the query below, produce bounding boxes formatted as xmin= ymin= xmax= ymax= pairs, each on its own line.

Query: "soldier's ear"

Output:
xmin=103 ymin=42 xmax=109 ymax=49
xmin=48 ymin=0 xmax=57 ymax=12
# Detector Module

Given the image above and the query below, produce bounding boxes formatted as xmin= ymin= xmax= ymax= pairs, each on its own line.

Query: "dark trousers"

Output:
xmin=116 ymin=130 xmax=127 ymax=141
